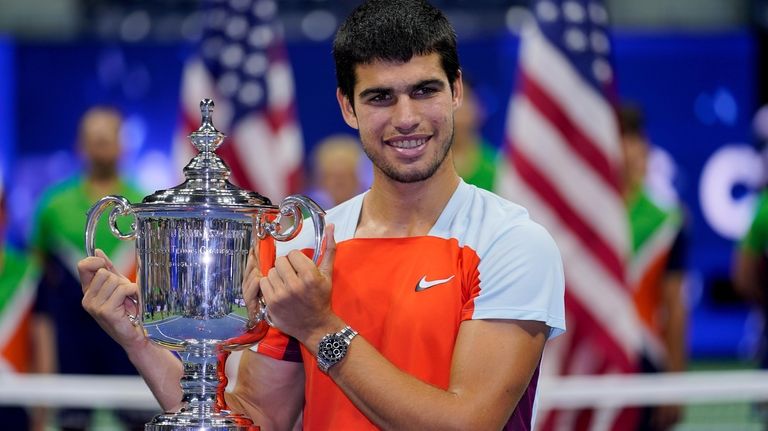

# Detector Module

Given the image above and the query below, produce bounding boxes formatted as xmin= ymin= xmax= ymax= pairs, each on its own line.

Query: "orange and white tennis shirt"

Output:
xmin=253 ymin=180 xmax=565 ymax=430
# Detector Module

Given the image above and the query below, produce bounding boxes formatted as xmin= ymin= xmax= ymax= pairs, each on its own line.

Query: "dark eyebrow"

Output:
xmin=414 ymin=79 xmax=445 ymax=90
xmin=358 ymin=87 xmax=390 ymax=100
xmin=357 ymin=79 xmax=447 ymax=100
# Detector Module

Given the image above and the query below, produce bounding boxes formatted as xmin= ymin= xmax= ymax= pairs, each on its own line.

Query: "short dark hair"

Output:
xmin=332 ymin=0 xmax=461 ymax=104
xmin=617 ymin=103 xmax=645 ymax=137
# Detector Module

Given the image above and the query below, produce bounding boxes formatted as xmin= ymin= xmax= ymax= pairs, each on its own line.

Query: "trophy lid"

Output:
xmin=140 ymin=99 xmax=273 ymax=208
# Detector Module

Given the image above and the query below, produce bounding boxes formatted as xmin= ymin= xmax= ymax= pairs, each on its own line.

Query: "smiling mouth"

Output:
xmin=387 ymin=137 xmax=428 ymax=149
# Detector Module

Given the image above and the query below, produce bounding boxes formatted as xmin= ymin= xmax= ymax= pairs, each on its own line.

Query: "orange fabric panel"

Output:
xmin=1 ymin=313 xmax=31 ymax=372
xmin=250 ymin=235 xmax=303 ymax=361
xmin=258 ymin=236 xmax=277 ymax=274
xmin=301 ymin=236 xmax=481 ymax=429
xmin=125 ymin=260 xmax=137 ymax=282
xmin=632 ymin=251 xmax=669 ymax=333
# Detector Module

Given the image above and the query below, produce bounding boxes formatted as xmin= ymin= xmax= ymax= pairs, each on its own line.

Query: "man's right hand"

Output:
xmin=78 ymin=250 xmax=184 ymax=413
xmin=78 ymin=249 xmax=146 ymax=351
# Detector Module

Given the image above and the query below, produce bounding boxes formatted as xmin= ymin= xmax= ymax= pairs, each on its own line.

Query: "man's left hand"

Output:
xmin=261 ymin=223 xmax=343 ymax=347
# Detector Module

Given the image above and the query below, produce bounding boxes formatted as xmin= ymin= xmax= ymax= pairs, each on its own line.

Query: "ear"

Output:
xmin=452 ymin=70 xmax=464 ymax=113
xmin=337 ymin=88 xmax=359 ymax=130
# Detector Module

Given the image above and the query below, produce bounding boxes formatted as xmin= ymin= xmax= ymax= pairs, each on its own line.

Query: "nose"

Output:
xmin=392 ymin=97 xmax=419 ymax=133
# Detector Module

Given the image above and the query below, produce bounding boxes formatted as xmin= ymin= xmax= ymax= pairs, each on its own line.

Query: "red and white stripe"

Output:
xmin=497 ymin=20 xmax=641 ymax=431
xmin=174 ymin=56 xmax=303 ymax=201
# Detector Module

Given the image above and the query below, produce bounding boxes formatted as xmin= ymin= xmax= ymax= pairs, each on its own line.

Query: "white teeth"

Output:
xmin=390 ymin=138 xmax=425 ymax=149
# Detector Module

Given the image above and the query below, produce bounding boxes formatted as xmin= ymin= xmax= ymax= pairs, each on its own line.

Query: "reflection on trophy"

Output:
xmin=84 ymin=99 xmax=325 ymax=430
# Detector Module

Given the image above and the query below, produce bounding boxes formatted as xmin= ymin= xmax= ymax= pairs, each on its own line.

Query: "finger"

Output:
xmin=124 ymin=295 xmax=139 ymax=317
xmin=245 ymin=242 xmax=263 ymax=278
xmin=94 ymin=249 xmax=131 ymax=282
xmin=274 ymin=254 xmax=302 ymax=289
xmin=81 ymin=268 xmax=110 ymax=310
xmin=242 ymin=267 xmax=263 ymax=314
xmin=317 ymin=223 xmax=336 ymax=278
xmin=90 ymin=269 xmax=125 ymax=307
xmin=100 ymin=282 xmax=138 ymax=319
xmin=82 ymin=269 xmax=120 ymax=315
xmin=95 ymin=249 xmax=116 ymax=273
xmin=285 ymin=223 xmax=337 ymax=277
xmin=244 ymin=247 xmax=262 ymax=285
xmin=78 ymin=256 xmax=109 ymax=291
xmin=83 ymin=266 xmax=114 ymax=300
xmin=242 ymin=267 xmax=262 ymax=298
xmin=118 ymin=283 xmax=140 ymax=317
xmin=265 ymin=264 xmax=288 ymax=294
xmin=259 ymin=276 xmax=276 ymax=305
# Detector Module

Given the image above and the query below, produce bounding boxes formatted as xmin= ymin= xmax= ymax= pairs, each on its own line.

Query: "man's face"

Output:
xmin=318 ymin=161 xmax=360 ymax=206
xmin=337 ymin=53 xmax=462 ymax=184
xmin=79 ymin=110 xmax=122 ymax=179
xmin=620 ymin=132 xmax=648 ymax=191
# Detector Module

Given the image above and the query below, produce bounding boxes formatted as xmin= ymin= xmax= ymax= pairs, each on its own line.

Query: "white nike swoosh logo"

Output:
xmin=415 ymin=275 xmax=455 ymax=292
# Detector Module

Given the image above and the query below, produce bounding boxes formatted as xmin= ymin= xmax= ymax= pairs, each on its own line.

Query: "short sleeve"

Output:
xmin=30 ymin=195 xmax=52 ymax=256
xmin=741 ymin=191 xmax=768 ymax=255
xmin=470 ymin=220 xmax=566 ymax=339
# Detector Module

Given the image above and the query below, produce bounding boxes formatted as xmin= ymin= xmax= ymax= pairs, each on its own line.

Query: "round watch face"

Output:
xmin=319 ymin=334 xmax=348 ymax=362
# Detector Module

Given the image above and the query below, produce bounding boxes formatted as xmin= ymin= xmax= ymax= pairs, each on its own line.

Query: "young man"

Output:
xmin=0 ymin=186 xmax=41 ymax=430
xmin=619 ymin=104 xmax=688 ymax=431
xmin=33 ymin=105 xmax=148 ymax=431
xmin=78 ymin=1 xmax=565 ymax=429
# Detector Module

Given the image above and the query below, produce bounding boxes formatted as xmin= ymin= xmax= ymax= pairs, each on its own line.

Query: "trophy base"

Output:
xmin=145 ymin=410 xmax=259 ymax=431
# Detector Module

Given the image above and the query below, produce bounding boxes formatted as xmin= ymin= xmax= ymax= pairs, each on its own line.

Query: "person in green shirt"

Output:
xmin=734 ymin=187 xmax=768 ymax=425
xmin=0 ymin=184 xmax=41 ymax=430
xmin=452 ymin=78 xmax=498 ymax=191
xmin=734 ymin=188 xmax=768 ymax=324
xmin=30 ymin=105 xmax=147 ymax=431
xmin=619 ymin=104 xmax=688 ymax=431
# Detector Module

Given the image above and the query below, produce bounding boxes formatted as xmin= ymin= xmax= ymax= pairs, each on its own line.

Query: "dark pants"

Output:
xmin=0 ymin=407 xmax=29 ymax=430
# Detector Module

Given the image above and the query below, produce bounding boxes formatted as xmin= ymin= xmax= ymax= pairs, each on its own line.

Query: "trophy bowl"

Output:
xmin=84 ymin=99 xmax=325 ymax=430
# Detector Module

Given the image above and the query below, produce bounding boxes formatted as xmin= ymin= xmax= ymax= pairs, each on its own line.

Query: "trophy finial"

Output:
xmin=143 ymin=96 xmax=270 ymax=205
xmin=201 ymin=98 xmax=213 ymax=122
xmin=189 ymin=98 xmax=225 ymax=152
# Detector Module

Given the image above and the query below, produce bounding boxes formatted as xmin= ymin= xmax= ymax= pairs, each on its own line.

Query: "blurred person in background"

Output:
xmin=452 ymin=78 xmax=498 ymax=191
xmin=307 ymin=133 xmax=370 ymax=209
xmin=619 ymin=104 xmax=689 ymax=431
xmin=734 ymin=182 xmax=768 ymax=425
xmin=30 ymin=105 xmax=147 ymax=431
xmin=0 ymin=183 xmax=42 ymax=430
xmin=733 ymin=105 xmax=768 ymax=426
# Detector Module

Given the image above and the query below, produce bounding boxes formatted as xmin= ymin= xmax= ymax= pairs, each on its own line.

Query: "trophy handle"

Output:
xmin=85 ymin=195 xmax=140 ymax=325
xmin=85 ymin=195 xmax=136 ymax=257
xmin=267 ymin=194 xmax=326 ymax=264
xmin=255 ymin=195 xmax=326 ymax=326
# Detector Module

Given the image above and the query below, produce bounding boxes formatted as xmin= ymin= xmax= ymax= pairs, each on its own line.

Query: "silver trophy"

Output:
xmin=84 ymin=99 xmax=325 ymax=430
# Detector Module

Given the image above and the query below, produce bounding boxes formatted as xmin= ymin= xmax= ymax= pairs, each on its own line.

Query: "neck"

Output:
xmin=356 ymin=159 xmax=460 ymax=238
xmin=452 ymin=130 xmax=479 ymax=151
xmin=622 ymin=179 xmax=642 ymax=203
xmin=85 ymin=174 xmax=121 ymax=198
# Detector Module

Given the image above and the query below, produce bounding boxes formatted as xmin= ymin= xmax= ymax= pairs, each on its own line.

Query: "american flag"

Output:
xmin=495 ymin=1 xmax=642 ymax=429
xmin=175 ymin=0 xmax=303 ymax=201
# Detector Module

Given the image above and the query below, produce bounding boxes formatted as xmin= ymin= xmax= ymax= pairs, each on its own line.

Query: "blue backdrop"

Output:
xmin=1 ymin=29 xmax=761 ymax=360
xmin=0 ymin=36 xmax=14 ymax=193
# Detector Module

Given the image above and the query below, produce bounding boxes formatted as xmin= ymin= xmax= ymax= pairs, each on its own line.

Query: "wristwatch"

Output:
xmin=317 ymin=325 xmax=358 ymax=373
